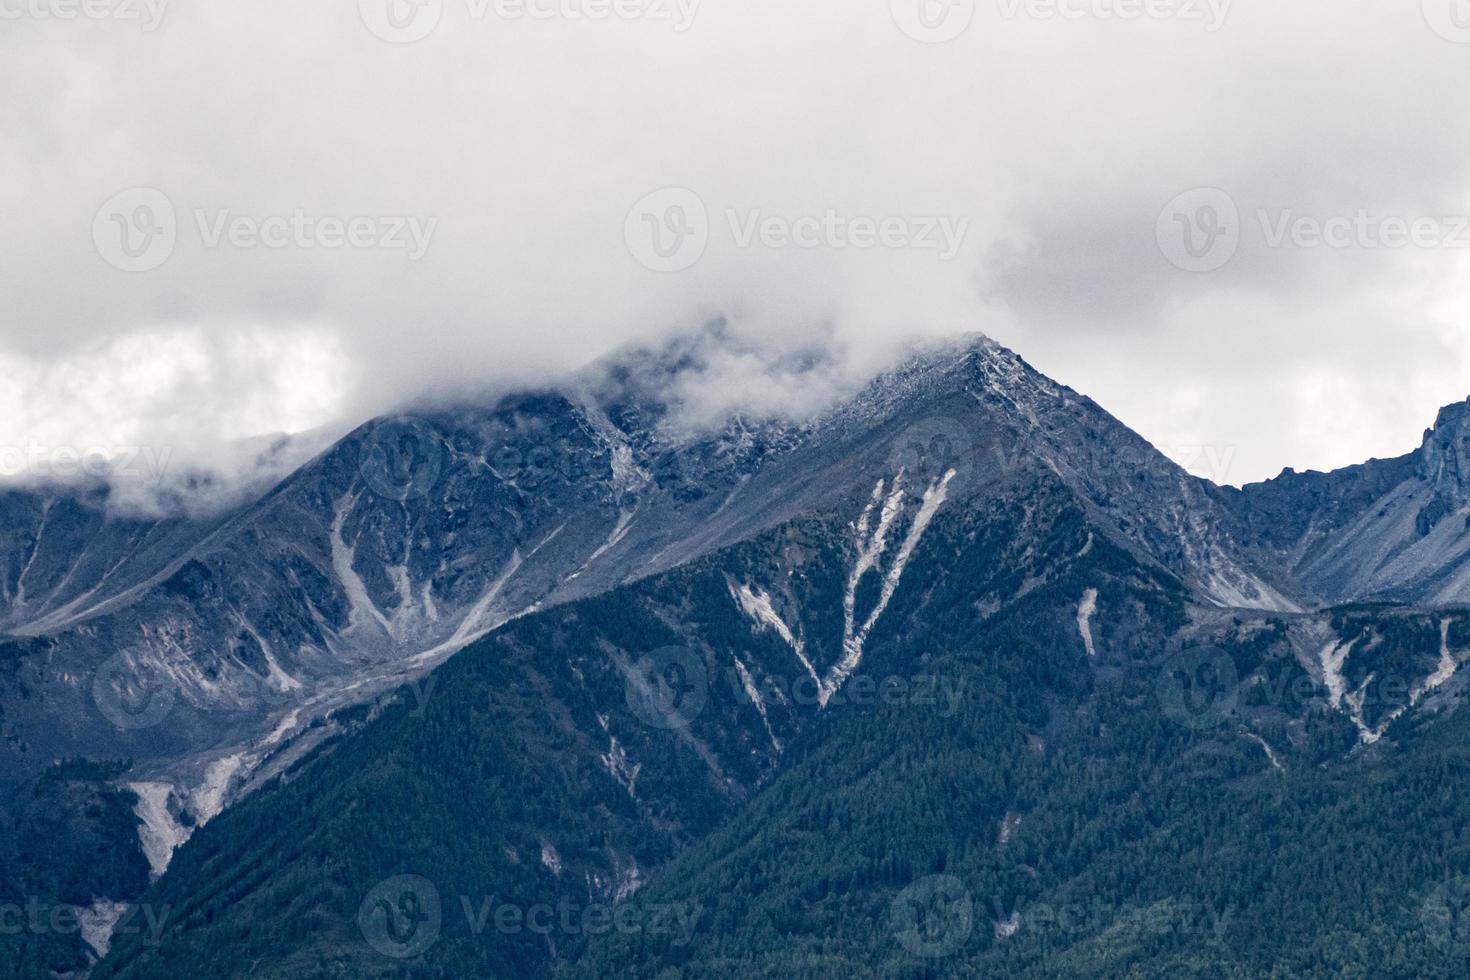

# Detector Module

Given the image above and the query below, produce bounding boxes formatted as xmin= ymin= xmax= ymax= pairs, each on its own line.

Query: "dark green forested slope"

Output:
xmin=574 ymin=618 xmax=1470 ymax=979
xmin=0 ymin=760 xmax=151 ymax=978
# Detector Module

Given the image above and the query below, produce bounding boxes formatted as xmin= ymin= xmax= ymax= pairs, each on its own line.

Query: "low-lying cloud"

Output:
xmin=4 ymin=1 xmax=1470 ymax=507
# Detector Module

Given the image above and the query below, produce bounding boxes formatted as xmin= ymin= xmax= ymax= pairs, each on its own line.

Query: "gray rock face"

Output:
xmin=1231 ymin=397 xmax=1470 ymax=605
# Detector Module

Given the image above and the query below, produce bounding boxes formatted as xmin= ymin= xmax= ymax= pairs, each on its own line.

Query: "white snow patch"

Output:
xmin=1202 ymin=568 xmax=1300 ymax=614
xmin=1319 ymin=638 xmax=1391 ymax=745
xmin=238 ymin=616 xmax=302 ymax=692
xmin=1348 ymin=618 xmax=1464 ymax=745
xmin=601 ymin=736 xmax=642 ymax=798
xmin=734 ymin=656 xmax=781 ymax=753
xmin=829 ymin=470 xmax=952 ymax=705
xmin=330 ymin=495 xmax=391 ymax=635
xmin=1242 ymin=731 xmax=1283 ymax=771
xmin=409 ymin=538 xmax=541 ymax=667
xmin=77 ymin=899 xmax=130 ymax=959
xmin=12 ymin=500 xmax=52 ymax=610
xmin=190 ymin=754 xmax=245 ymax=824
xmin=1344 ymin=676 xmax=1384 ymax=744
xmin=612 ymin=860 xmax=644 ymax=902
xmin=609 ymin=443 xmax=642 ymax=494
xmin=264 ymin=706 xmax=303 ymax=746
xmin=129 ymin=782 xmax=189 ymax=879
xmin=387 ymin=562 xmax=416 ymax=622
xmin=540 ymin=840 xmax=563 ymax=876
xmin=569 ymin=509 xmax=637 ymax=581
xmin=731 ymin=582 xmax=817 ymax=690
xmin=1077 ymin=588 xmax=1098 ymax=658
xmin=1319 ymin=639 xmax=1355 ymax=710
xmin=1411 ymin=618 xmax=1461 ymax=705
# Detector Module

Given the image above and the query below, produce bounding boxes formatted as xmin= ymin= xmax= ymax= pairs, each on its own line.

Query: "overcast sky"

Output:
xmin=5 ymin=0 xmax=1470 ymax=500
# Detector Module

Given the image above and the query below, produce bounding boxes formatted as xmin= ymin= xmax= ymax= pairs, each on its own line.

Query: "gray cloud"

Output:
xmin=3 ymin=0 xmax=1470 ymax=502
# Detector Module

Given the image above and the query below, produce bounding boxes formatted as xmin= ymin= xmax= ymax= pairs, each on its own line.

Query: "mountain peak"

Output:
xmin=1418 ymin=395 xmax=1470 ymax=487
xmin=1428 ymin=396 xmax=1470 ymax=437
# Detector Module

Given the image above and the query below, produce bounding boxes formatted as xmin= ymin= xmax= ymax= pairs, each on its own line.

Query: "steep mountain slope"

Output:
xmin=94 ymin=426 xmax=1164 ymax=978
xmin=0 ymin=375 xmax=811 ymax=973
xmin=1 ymin=333 xmax=1288 ymax=849
xmin=0 ymin=382 xmax=792 ymax=837
xmin=8 ymin=331 xmax=1470 ymax=977
xmin=85 ymin=336 xmax=1470 ymax=979
xmin=1231 ymin=398 xmax=1470 ymax=605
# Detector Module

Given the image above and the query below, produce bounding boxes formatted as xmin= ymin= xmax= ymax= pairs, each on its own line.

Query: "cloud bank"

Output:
xmin=4 ymin=0 xmax=1470 ymax=504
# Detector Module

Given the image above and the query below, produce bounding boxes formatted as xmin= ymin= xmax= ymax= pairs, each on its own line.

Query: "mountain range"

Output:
xmin=5 ymin=332 xmax=1470 ymax=978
